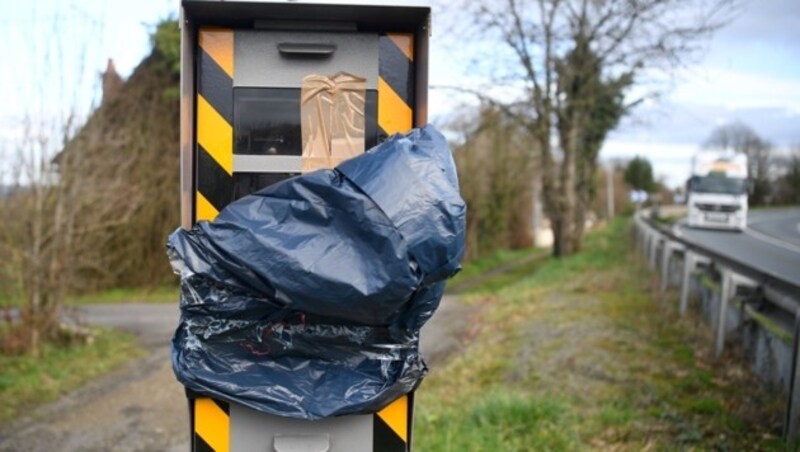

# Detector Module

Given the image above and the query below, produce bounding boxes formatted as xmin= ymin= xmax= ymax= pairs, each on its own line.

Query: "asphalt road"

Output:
xmin=748 ymin=208 xmax=800 ymax=248
xmin=677 ymin=208 xmax=800 ymax=285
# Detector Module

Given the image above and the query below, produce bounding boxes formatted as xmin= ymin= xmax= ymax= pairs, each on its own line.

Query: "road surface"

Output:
xmin=0 ymin=296 xmax=471 ymax=451
xmin=677 ymin=208 xmax=800 ymax=285
xmin=748 ymin=208 xmax=800 ymax=248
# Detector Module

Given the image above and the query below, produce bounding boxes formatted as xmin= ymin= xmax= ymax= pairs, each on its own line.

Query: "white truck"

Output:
xmin=686 ymin=152 xmax=749 ymax=231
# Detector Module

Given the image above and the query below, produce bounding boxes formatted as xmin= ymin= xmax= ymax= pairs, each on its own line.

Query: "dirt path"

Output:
xmin=0 ymin=297 xmax=471 ymax=451
xmin=0 ymin=304 xmax=186 ymax=452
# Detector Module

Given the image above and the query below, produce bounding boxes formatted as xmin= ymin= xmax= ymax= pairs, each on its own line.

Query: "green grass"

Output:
xmin=2 ymin=285 xmax=179 ymax=309
xmin=418 ymin=389 xmax=575 ymax=451
xmin=0 ymin=328 xmax=144 ymax=424
xmin=448 ymin=247 xmax=544 ymax=286
xmin=654 ymin=213 xmax=684 ymax=225
xmin=447 ymin=247 xmax=548 ymax=294
xmin=66 ymin=285 xmax=179 ymax=306
xmin=0 ymin=294 xmax=19 ymax=310
xmin=415 ymin=218 xmax=784 ymax=450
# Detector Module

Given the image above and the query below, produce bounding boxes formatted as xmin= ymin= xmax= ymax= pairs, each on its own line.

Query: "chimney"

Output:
xmin=102 ymin=58 xmax=123 ymax=104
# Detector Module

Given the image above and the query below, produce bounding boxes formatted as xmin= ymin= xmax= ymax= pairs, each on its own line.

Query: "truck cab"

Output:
xmin=686 ymin=153 xmax=748 ymax=231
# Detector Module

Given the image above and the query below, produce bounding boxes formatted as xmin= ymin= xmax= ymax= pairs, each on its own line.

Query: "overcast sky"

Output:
xmin=427 ymin=0 xmax=800 ymax=187
xmin=600 ymin=0 xmax=800 ymax=186
xmin=1 ymin=0 xmax=798 ymax=187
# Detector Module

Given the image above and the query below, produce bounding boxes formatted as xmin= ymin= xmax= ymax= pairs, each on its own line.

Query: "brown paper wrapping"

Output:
xmin=300 ymin=72 xmax=367 ymax=173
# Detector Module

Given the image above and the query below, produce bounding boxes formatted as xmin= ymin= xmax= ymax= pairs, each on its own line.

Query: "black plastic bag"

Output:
xmin=168 ymin=125 xmax=466 ymax=419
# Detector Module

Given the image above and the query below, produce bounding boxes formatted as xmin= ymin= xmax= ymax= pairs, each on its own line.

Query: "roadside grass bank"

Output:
xmin=417 ymin=217 xmax=783 ymax=450
xmin=654 ymin=212 xmax=683 ymax=226
xmin=1 ymin=285 xmax=178 ymax=309
xmin=66 ymin=285 xmax=179 ymax=306
xmin=447 ymin=247 xmax=550 ymax=295
xmin=0 ymin=328 xmax=144 ymax=424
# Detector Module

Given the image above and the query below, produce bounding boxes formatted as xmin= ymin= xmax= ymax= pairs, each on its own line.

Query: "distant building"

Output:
xmin=101 ymin=58 xmax=123 ymax=105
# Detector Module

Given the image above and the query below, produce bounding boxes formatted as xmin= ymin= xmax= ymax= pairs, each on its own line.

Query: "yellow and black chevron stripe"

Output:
xmin=195 ymin=27 xmax=235 ymax=223
xmin=376 ymin=37 xmax=415 ymax=449
xmin=378 ymin=33 xmax=415 ymax=139
xmin=193 ymin=397 xmax=230 ymax=452
xmin=373 ymin=394 xmax=412 ymax=451
xmin=191 ymin=394 xmax=409 ymax=451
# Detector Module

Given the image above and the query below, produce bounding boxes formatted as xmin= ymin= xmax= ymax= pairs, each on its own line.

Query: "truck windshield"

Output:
xmin=692 ymin=173 xmax=747 ymax=195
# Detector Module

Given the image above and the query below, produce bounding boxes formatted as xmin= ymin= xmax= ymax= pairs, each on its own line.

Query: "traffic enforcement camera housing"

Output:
xmin=179 ymin=1 xmax=430 ymax=451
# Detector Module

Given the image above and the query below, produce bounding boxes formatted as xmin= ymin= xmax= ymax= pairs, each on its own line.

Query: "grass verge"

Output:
xmin=416 ymin=217 xmax=783 ymax=450
xmin=2 ymin=285 xmax=179 ymax=309
xmin=66 ymin=285 xmax=179 ymax=306
xmin=447 ymin=247 xmax=549 ymax=294
xmin=0 ymin=328 xmax=145 ymax=424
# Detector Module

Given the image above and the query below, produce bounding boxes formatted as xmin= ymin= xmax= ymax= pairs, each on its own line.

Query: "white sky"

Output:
xmin=600 ymin=0 xmax=800 ymax=187
xmin=1 ymin=0 xmax=798 ymax=188
xmin=0 ymin=0 xmax=177 ymax=179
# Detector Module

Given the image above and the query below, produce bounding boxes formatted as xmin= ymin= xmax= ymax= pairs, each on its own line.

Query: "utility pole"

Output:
xmin=606 ymin=163 xmax=615 ymax=220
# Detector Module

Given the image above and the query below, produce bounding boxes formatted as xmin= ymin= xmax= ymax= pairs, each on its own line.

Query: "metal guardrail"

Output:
xmin=632 ymin=212 xmax=800 ymax=442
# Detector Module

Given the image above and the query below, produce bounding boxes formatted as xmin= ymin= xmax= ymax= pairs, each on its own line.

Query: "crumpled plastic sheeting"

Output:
xmin=167 ymin=125 xmax=466 ymax=420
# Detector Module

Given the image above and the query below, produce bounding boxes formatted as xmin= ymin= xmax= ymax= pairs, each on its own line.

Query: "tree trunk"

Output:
xmin=547 ymin=111 xmax=581 ymax=257
xmin=540 ymin=162 xmax=572 ymax=257
xmin=563 ymin=118 xmax=580 ymax=255
xmin=571 ymin=144 xmax=598 ymax=254
xmin=551 ymin=216 xmax=565 ymax=257
xmin=548 ymin=197 xmax=579 ymax=257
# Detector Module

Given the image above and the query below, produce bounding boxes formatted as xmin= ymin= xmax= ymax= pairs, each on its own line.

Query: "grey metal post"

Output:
xmin=680 ymin=252 xmax=709 ymax=315
xmin=715 ymin=267 xmax=732 ymax=357
xmin=640 ymin=220 xmax=648 ymax=252
xmin=637 ymin=224 xmax=644 ymax=253
xmin=606 ymin=164 xmax=614 ymax=220
xmin=661 ymin=242 xmax=684 ymax=295
xmin=660 ymin=241 xmax=671 ymax=294
xmin=639 ymin=220 xmax=648 ymax=254
xmin=641 ymin=222 xmax=647 ymax=250
xmin=648 ymin=233 xmax=660 ymax=271
xmin=784 ymin=310 xmax=800 ymax=442
xmin=679 ymin=251 xmax=695 ymax=315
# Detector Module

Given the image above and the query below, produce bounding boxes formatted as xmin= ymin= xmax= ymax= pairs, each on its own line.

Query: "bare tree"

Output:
xmin=444 ymin=0 xmax=735 ymax=256
xmin=703 ymin=121 xmax=772 ymax=204
xmin=0 ymin=114 xmax=75 ymax=355
xmin=0 ymin=5 xmax=104 ymax=355
xmin=772 ymin=147 xmax=800 ymax=205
